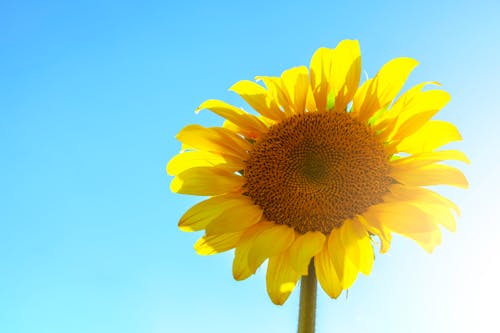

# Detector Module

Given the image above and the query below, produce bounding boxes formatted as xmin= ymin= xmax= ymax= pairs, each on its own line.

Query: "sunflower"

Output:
xmin=167 ymin=39 xmax=468 ymax=305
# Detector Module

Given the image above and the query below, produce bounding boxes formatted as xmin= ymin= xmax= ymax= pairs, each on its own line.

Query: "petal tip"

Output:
xmin=169 ymin=177 xmax=181 ymax=193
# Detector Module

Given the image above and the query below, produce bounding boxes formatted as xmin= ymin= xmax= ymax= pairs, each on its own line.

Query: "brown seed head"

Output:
xmin=244 ymin=111 xmax=392 ymax=234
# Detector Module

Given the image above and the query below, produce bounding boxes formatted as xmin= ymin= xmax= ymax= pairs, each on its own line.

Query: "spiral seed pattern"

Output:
xmin=244 ymin=111 xmax=392 ymax=234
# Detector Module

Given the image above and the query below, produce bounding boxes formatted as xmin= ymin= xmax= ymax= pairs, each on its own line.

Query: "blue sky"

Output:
xmin=1 ymin=1 xmax=499 ymax=332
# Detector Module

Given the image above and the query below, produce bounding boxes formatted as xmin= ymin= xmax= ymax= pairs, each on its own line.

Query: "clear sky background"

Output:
xmin=1 ymin=1 xmax=499 ymax=332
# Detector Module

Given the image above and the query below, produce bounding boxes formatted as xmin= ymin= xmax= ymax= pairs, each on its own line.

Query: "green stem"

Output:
xmin=297 ymin=260 xmax=317 ymax=333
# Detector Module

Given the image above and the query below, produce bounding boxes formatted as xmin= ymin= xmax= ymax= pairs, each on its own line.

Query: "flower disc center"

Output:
xmin=294 ymin=142 xmax=329 ymax=182
xmin=244 ymin=111 xmax=392 ymax=234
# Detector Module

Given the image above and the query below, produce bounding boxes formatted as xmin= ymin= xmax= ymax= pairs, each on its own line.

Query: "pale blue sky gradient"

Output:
xmin=1 ymin=1 xmax=499 ymax=332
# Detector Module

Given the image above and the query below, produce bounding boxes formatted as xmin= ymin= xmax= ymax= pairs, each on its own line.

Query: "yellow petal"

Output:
xmin=372 ymin=202 xmax=433 ymax=234
xmin=370 ymin=82 xmax=435 ymax=134
xmin=396 ymin=120 xmax=462 ymax=154
xmin=229 ymin=80 xmax=286 ymax=121
xmin=414 ymin=202 xmax=457 ymax=232
xmin=366 ymin=202 xmax=439 ymax=234
xmin=266 ymin=250 xmax=301 ymax=305
xmin=366 ymin=197 xmax=441 ymax=253
xmin=390 ymin=90 xmax=451 ymax=141
xmin=178 ymin=194 xmax=246 ymax=232
xmin=222 ymin=119 xmax=241 ymax=132
xmin=389 ymin=82 xmax=439 ymax=113
xmin=305 ymin=83 xmax=317 ymax=112
xmin=327 ymin=229 xmax=345 ymax=285
xmin=170 ymin=167 xmax=244 ymax=196
xmin=330 ymin=39 xmax=361 ymax=112
xmin=357 ymin=214 xmax=392 ymax=253
xmin=232 ymin=221 xmax=274 ymax=280
xmin=338 ymin=219 xmax=375 ymax=284
xmin=196 ymin=99 xmax=268 ymax=139
xmin=351 ymin=77 xmax=374 ymax=115
xmin=167 ymin=151 xmax=244 ymax=176
xmin=310 ymin=47 xmax=334 ymax=111
xmin=338 ymin=221 xmax=360 ymax=288
xmin=288 ymin=231 xmax=326 ymax=275
xmin=372 ymin=204 xmax=441 ymax=252
xmin=404 ymin=229 xmax=442 ymax=253
xmin=314 ymin=244 xmax=342 ymax=298
xmin=221 ymin=118 xmax=274 ymax=139
xmin=247 ymin=224 xmax=295 ymax=273
xmin=351 ymin=218 xmax=375 ymax=275
xmin=176 ymin=124 xmax=251 ymax=160
xmin=386 ymin=184 xmax=460 ymax=216
xmin=205 ymin=197 xmax=263 ymax=235
xmin=365 ymin=203 xmax=443 ymax=252
xmin=353 ymin=57 xmax=419 ymax=122
xmin=390 ymin=150 xmax=470 ymax=169
xmin=385 ymin=185 xmax=458 ymax=232
xmin=280 ymin=66 xmax=311 ymax=114
xmin=257 ymin=76 xmax=294 ymax=115
xmin=391 ymin=163 xmax=469 ymax=188
xmin=194 ymin=231 xmax=244 ymax=255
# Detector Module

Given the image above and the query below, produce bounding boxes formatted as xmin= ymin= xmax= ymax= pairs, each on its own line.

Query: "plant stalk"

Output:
xmin=297 ymin=260 xmax=317 ymax=333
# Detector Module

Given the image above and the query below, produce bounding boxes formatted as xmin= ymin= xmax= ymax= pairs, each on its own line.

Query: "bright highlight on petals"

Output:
xmin=168 ymin=39 xmax=468 ymax=305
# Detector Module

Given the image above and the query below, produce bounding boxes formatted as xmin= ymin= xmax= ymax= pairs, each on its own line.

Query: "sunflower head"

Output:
xmin=168 ymin=39 xmax=468 ymax=305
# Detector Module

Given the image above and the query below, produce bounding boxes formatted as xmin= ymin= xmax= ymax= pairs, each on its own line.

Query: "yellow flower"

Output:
xmin=167 ymin=40 xmax=468 ymax=305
